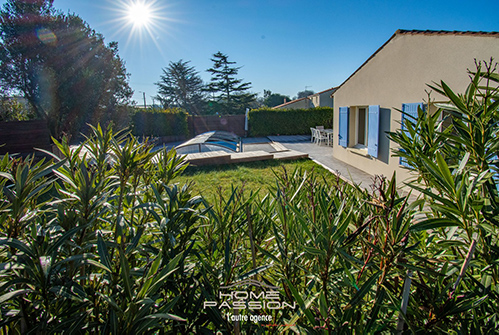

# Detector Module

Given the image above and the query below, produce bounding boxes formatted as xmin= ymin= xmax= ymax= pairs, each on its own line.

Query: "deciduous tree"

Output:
xmin=0 ymin=0 xmax=132 ymax=140
xmin=263 ymin=89 xmax=290 ymax=107
xmin=296 ymin=89 xmax=314 ymax=99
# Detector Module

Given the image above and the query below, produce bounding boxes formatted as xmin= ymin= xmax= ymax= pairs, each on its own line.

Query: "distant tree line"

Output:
xmin=154 ymin=54 xmax=314 ymax=114
xmin=155 ymin=52 xmax=257 ymax=115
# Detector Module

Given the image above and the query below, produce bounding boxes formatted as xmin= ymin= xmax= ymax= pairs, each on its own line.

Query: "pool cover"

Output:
xmin=175 ymin=131 xmax=242 ymax=154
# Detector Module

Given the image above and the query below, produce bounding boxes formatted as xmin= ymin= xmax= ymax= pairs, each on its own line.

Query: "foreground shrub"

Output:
xmin=1 ymin=60 xmax=498 ymax=333
xmin=0 ymin=125 xmax=203 ymax=333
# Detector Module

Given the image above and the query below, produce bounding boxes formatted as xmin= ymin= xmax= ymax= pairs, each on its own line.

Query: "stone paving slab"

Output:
xmin=267 ymin=135 xmax=310 ymax=143
xmin=276 ymin=141 xmax=375 ymax=188
xmin=269 ymin=142 xmax=288 ymax=152
xmin=273 ymin=150 xmax=309 ymax=161
xmin=242 ymin=143 xmax=275 ymax=152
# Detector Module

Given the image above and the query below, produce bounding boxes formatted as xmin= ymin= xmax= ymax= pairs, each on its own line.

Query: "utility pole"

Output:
xmin=143 ymin=92 xmax=147 ymax=109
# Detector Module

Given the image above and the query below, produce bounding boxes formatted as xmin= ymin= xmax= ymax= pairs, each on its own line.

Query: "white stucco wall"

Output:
xmin=332 ymin=31 xmax=499 ymax=183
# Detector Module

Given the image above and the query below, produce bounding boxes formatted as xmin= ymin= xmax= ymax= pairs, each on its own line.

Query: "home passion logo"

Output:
xmin=204 ymin=278 xmax=296 ymax=311
xmin=204 ymin=278 xmax=296 ymax=326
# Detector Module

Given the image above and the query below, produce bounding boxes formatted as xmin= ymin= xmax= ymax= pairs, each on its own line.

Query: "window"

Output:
xmin=338 ymin=107 xmax=349 ymax=148
xmin=400 ymin=102 xmax=424 ymax=167
xmin=338 ymin=105 xmax=379 ymax=158
xmin=356 ymin=107 xmax=368 ymax=147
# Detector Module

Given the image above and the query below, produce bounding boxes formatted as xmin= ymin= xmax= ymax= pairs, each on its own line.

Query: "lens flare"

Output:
xmin=36 ymin=27 xmax=57 ymax=46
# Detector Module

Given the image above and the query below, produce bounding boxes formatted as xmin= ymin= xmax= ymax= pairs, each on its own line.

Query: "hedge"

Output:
xmin=248 ymin=107 xmax=333 ymax=136
xmin=131 ymin=108 xmax=189 ymax=137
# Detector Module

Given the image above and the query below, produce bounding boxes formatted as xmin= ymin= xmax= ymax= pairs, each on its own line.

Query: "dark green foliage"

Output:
xmin=0 ymin=125 xmax=198 ymax=333
xmin=131 ymin=107 xmax=189 ymax=137
xmin=0 ymin=96 xmax=36 ymax=121
xmin=262 ymin=89 xmax=290 ymax=108
xmin=387 ymin=59 xmax=499 ymax=333
xmin=1 ymin=63 xmax=498 ymax=333
xmin=206 ymin=51 xmax=257 ymax=114
xmin=155 ymin=60 xmax=207 ymax=115
xmin=248 ymin=107 xmax=334 ymax=136
xmin=0 ymin=0 xmax=133 ymax=140
xmin=296 ymin=89 xmax=314 ymax=99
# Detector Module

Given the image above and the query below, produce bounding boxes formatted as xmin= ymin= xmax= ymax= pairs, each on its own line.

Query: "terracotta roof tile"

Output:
xmin=397 ymin=29 xmax=499 ymax=36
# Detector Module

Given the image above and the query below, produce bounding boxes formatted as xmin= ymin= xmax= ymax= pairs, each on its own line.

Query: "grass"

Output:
xmin=175 ymin=158 xmax=341 ymax=202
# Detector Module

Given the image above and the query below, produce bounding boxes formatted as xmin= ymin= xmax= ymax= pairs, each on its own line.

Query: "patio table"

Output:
xmin=320 ymin=129 xmax=333 ymax=146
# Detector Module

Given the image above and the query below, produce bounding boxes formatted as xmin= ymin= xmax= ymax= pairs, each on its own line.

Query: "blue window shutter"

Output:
xmin=400 ymin=103 xmax=424 ymax=166
xmin=368 ymin=105 xmax=380 ymax=158
xmin=338 ymin=107 xmax=349 ymax=147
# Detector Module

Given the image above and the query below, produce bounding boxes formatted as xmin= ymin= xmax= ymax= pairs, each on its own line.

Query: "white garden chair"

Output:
xmin=314 ymin=128 xmax=328 ymax=145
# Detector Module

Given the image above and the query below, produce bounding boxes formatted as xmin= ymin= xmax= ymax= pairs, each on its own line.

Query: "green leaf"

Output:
xmin=441 ymin=81 xmax=468 ymax=114
xmin=410 ymin=218 xmax=460 ymax=232
xmin=120 ymin=249 xmax=133 ymax=300
xmin=137 ymin=255 xmax=162 ymax=300
xmin=436 ymin=153 xmax=455 ymax=190
xmin=0 ymin=238 xmax=35 ymax=258
xmin=97 ymin=232 xmax=112 ymax=270
xmin=0 ymin=289 xmax=31 ymax=304
xmin=365 ymin=288 xmax=386 ymax=332
xmin=0 ymin=172 xmax=14 ymax=182
xmin=303 ymin=246 xmax=326 ymax=257
xmin=237 ymin=264 xmax=274 ymax=281
xmin=85 ymin=259 xmax=112 ymax=273
xmin=145 ymin=313 xmax=186 ymax=322
xmin=283 ymin=279 xmax=317 ymax=327
xmin=346 ymin=270 xmax=381 ymax=309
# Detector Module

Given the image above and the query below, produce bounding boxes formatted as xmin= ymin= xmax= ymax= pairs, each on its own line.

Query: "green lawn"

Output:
xmin=175 ymin=158 xmax=340 ymax=202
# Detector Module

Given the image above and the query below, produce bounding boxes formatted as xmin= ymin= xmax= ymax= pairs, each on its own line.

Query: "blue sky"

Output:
xmin=2 ymin=0 xmax=498 ymax=105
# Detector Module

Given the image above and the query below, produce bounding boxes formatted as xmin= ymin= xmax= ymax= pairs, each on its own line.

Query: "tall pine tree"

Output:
xmin=206 ymin=51 xmax=256 ymax=114
xmin=155 ymin=60 xmax=206 ymax=115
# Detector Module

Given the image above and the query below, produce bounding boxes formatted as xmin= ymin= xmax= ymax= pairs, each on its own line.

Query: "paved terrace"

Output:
xmin=264 ymin=135 xmax=375 ymax=189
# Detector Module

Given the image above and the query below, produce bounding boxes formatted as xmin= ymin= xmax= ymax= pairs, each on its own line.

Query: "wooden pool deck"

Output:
xmin=182 ymin=148 xmax=309 ymax=166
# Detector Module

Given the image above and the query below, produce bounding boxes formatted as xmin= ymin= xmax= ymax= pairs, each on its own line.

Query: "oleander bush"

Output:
xmin=248 ymin=107 xmax=333 ymax=136
xmin=0 ymin=62 xmax=498 ymax=334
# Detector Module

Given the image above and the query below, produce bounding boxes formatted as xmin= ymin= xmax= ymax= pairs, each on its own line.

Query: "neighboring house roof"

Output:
xmin=331 ymin=29 xmax=499 ymax=97
xmin=273 ymin=96 xmax=309 ymax=109
xmin=273 ymin=87 xmax=337 ymax=109
xmin=310 ymin=87 xmax=337 ymax=97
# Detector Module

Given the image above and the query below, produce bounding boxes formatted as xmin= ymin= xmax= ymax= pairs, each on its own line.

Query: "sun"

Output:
xmin=103 ymin=0 xmax=176 ymax=52
xmin=126 ymin=1 xmax=152 ymax=28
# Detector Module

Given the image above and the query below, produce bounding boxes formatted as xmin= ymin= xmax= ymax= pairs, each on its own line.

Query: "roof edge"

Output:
xmin=310 ymin=87 xmax=337 ymax=96
xmin=333 ymin=29 xmax=499 ymax=96
xmin=272 ymin=96 xmax=309 ymax=109
xmin=397 ymin=29 xmax=499 ymax=36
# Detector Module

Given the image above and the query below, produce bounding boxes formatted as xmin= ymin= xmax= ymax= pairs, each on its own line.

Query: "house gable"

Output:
xmin=331 ymin=29 xmax=499 ymax=182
